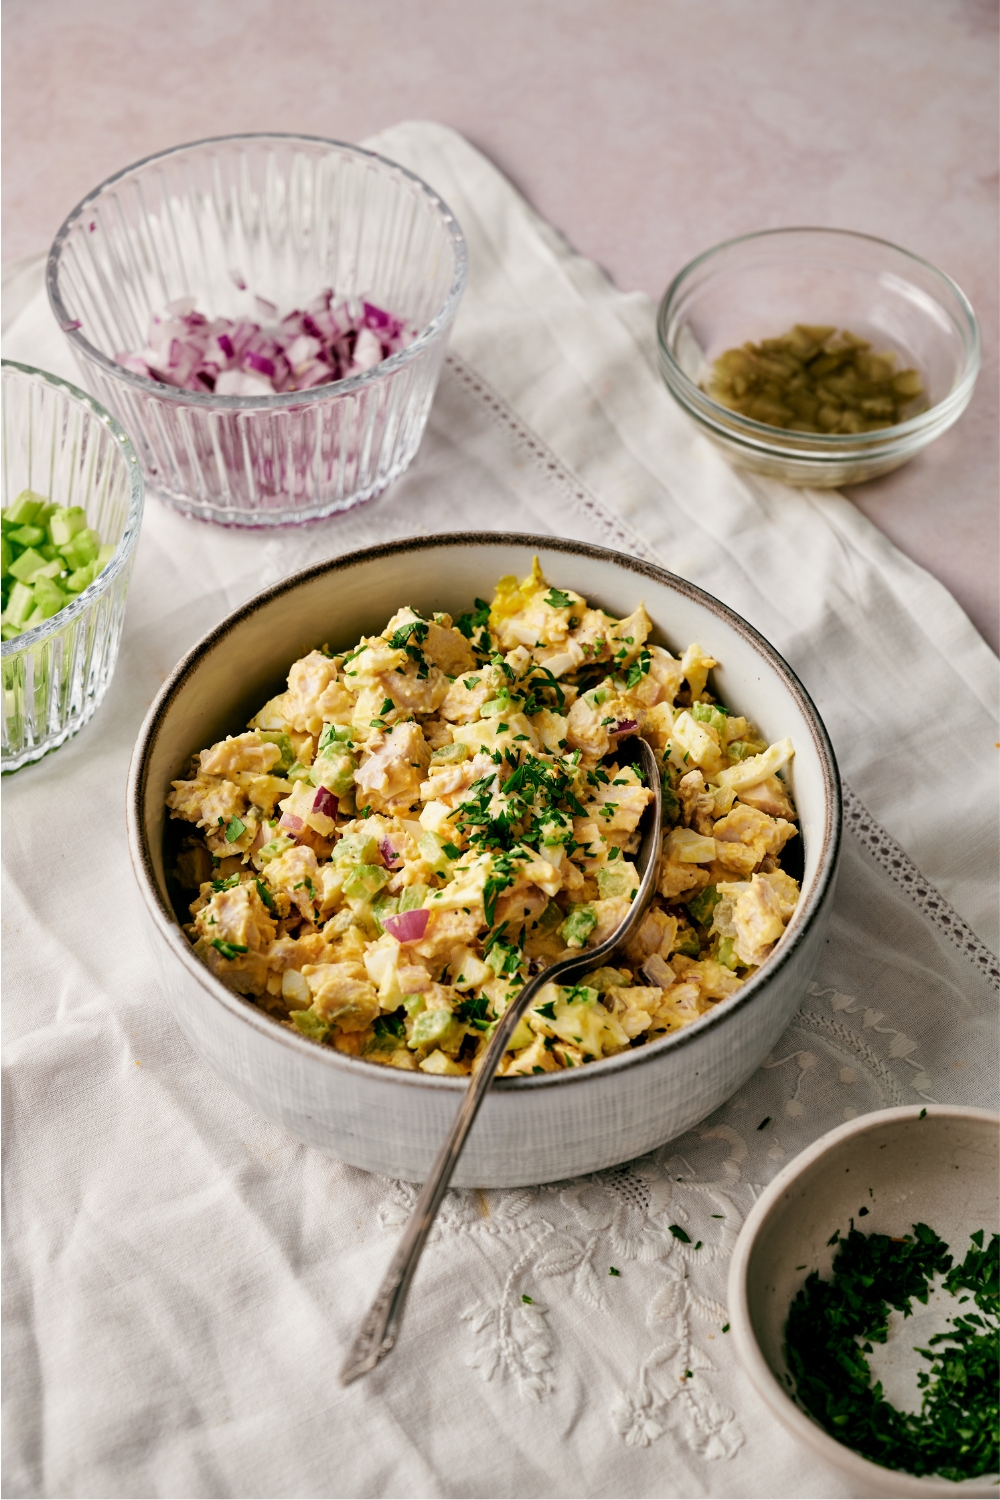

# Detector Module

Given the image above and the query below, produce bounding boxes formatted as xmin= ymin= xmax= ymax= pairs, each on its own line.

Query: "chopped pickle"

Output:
xmin=706 ymin=325 xmax=925 ymax=434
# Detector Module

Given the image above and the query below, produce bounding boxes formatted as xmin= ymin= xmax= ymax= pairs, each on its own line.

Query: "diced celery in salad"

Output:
xmin=0 ymin=491 xmax=114 ymax=640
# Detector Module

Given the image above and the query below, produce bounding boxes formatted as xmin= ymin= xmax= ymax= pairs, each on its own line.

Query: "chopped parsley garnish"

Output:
xmin=211 ymin=873 xmax=240 ymax=892
xmin=387 ymin=620 xmax=428 ymax=651
xmin=210 ymin=939 xmax=248 ymax=961
xmin=544 ymin=588 xmax=574 ymax=609
xmin=668 ymin=1224 xmax=691 ymax=1243
xmin=522 ymin=1294 xmax=533 ymax=1304
xmin=254 ymin=878 xmax=275 ymax=910
xmin=609 ymin=1267 xmax=621 ymax=1277
xmin=786 ymin=1223 xmax=998 ymax=1481
xmin=757 ymin=1116 xmax=772 ymax=1130
xmin=534 ymin=1000 xmax=557 ymax=1020
xmin=463 ymin=676 xmax=481 ymax=691
xmin=224 ymin=817 xmax=246 ymax=843
xmin=441 ymin=842 xmax=462 ymax=860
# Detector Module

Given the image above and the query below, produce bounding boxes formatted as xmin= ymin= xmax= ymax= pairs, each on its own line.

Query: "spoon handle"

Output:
xmin=339 ymin=737 xmax=661 ymax=1386
xmin=338 ymin=965 xmax=551 ymax=1385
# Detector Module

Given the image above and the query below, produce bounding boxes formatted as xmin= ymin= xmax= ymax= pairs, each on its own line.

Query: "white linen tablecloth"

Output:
xmin=2 ymin=122 xmax=997 ymax=1500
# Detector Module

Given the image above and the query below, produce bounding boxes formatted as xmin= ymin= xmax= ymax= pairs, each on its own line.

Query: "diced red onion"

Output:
xmin=614 ymin=719 xmax=638 ymax=735
xmin=312 ymin=787 xmax=338 ymax=820
xmin=114 ymin=288 xmax=416 ymax=395
xmin=382 ymin=907 xmax=429 ymax=944
xmin=244 ymin=351 xmax=276 ymax=377
xmin=60 ymin=318 xmax=82 ymax=332
xmin=279 ymin=811 xmax=304 ymax=833
xmin=229 ymin=269 xmax=247 ymax=291
xmin=378 ymin=837 xmax=403 ymax=869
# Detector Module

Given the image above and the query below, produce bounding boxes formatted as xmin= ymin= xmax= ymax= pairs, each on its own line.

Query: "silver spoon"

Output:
xmin=340 ymin=735 xmax=663 ymax=1385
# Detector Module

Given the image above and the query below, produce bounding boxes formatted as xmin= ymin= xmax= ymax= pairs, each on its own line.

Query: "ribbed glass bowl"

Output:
xmin=657 ymin=228 xmax=981 ymax=487
xmin=46 ymin=133 xmax=468 ymax=527
xmin=2 ymin=361 xmax=144 ymax=772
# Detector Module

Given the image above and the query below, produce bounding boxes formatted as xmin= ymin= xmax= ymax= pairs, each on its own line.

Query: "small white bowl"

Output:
xmin=127 ymin=533 xmax=841 ymax=1187
xmin=728 ymin=1106 xmax=999 ymax=1498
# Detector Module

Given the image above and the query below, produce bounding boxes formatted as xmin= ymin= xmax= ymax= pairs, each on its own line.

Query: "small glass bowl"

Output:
xmin=46 ymin=133 xmax=468 ymax=526
xmin=657 ymin=228 xmax=981 ymax=487
xmin=2 ymin=361 xmax=144 ymax=772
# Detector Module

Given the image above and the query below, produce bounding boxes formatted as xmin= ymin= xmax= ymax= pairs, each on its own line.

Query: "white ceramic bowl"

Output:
xmin=728 ymin=1106 xmax=1000 ymax=1498
xmin=127 ymin=534 xmax=841 ymax=1187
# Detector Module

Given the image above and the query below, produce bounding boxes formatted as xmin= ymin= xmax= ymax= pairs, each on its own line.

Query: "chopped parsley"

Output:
xmin=668 ymin=1225 xmax=691 ymax=1243
xmin=786 ymin=1223 xmax=998 ymax=1481
xmin=210 ymin=939 xmax=248 ymax=961
xmin=544 ymin=588 xmax=574 ymax=608
xmin=224 ymin=816 xmax=246 ymax=843
xmin=609 ymin=1267 xmax=621 ymax=1277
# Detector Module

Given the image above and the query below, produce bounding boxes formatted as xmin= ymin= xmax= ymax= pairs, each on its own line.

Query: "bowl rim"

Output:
xmin=45 ymin=131 xmax=469 ymax=411
xmin=126 ymin=530 xmax=842 ymax=1096
xmin=726 ymin=1104 xmax=1000 ymax=1496
xmin=656 ymin=225 xmax=982 ymax=458
xmin=1 ymin=359 xmax=145 ymax=659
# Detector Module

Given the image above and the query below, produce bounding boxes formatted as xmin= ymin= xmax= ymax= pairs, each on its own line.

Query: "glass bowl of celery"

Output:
xmin=2 ymin=361 xmax=144 ymax=772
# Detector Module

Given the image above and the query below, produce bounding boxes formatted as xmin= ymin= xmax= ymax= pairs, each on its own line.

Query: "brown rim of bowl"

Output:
xmin=126 ymin=531 xmax=842 ymax=1094
xmin=727 ymin=1105 xmax=1000 ymax=1498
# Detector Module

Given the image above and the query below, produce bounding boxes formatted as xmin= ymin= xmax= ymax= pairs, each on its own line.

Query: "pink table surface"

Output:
xmin=3 ymin=0 xmax=997 ymax=651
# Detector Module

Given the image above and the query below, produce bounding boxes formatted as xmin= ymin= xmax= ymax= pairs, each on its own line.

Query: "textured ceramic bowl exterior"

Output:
xmin=47 ymin=134 xmax=467 ymax=526
xmin=728 ymin=1107 xmax=1000 ymax=1498
xmin=2 ymin=361 xmax=144 ymax=771
xmin=657 ymin=228 xmax=981 ymax=487
xmin=127 ymin=535 xmax=841 ymax=1186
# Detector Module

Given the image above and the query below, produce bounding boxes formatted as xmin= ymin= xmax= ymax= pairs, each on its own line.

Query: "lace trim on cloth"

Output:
xmin=841 ymin=783 xmax=1000 ymax=987
xmin=447 ymin=351 xmax=1000 ymax=990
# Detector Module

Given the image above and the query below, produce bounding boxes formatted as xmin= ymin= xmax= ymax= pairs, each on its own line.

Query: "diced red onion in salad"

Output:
xmin=614 ymin=719 xmax=638 ymax=735
xmin=279 ymin=811 xmax=304 ymax=834
xmin=381 ymin=907 xmax=429 ymax=944
xmin=114 ymin=288 xmax=416 ymax=395
xmin=312 ymin=787 xmax=338 ymax=820
xmin=378 ymin=837 xmax=403 ymax=869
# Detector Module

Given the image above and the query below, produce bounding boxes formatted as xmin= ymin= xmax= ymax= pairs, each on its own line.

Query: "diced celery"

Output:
xmin=596 ymin=862 xmax=637 ymax=898
xmin=536 ymin=899 xmax=563 ymax=933
xmin=258 ymin=730 xmax=295 ymax=771
xmin=333 ymin=830 xmax=380 ymax=867
xmin=691 ymin=702 xmax=728 ymax=737
xmin=399 ymin=883 xmax=429 ymax=912
xmin=671 ymin=923 xmax=702 ymax=958
xmin=342 ymin=864 xmax=390 ymax=901
xmin=686 ymin=885 xmax=722 ymax=928
xmin=39 ymin=544 xmax=59 ymax=562
xmin=429 ymin=741 xmax=468 ymax=765
xmin=560 ymin=905 xmax=597 ymax=948
xmin=1 ymin=537 xmax=11 ymax=575
xmin=23 ymin=606 xmax=46 ymax=628
xmin=290 ymin=1008 xmax=330 ymax=1042
xmin=1 ymin=622 xmax=24 ymax=640
xmin=58 ymin=527 xmax=100 ymax=570
xmin=8 ymin=548 xmax=49 ymax=583
xmin=66 ymin=562 xmax=98 ymax=593
xmin=3 ymin=580 xmax=36 ymax=626
xmin=48 ymin=505 xmax=88 ymax=547
xmin=715 ymin=936 xmax=739 ymax=971
xmin=9 ymin=524 xmax=45 ymax=548
xmin=409 ymin=1009 xmax=455 ymax=1048
xmin=31 ymin=576 xmax=69 ymax=619
xmin=5 ymin=491 xmax=45 ymax=526
xmin=318 ymin=721 xmax=353 ymax=751
xmin=371 ymin=893 xmax=399 ymax=933
xmin=311 ymin=747 xmax=357 ymax=795
xmin=285 ymin=760 xmax=312 ymax=784
xmin=96 ymin=544 xmax=115 ymax=568
xmin=727 ymin=739 xmax=766 ymax=762
xmin=402 ymin=993 xmax=426 ymax=1017
xmin=418 ymin=831 xmax=451 ymax=871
